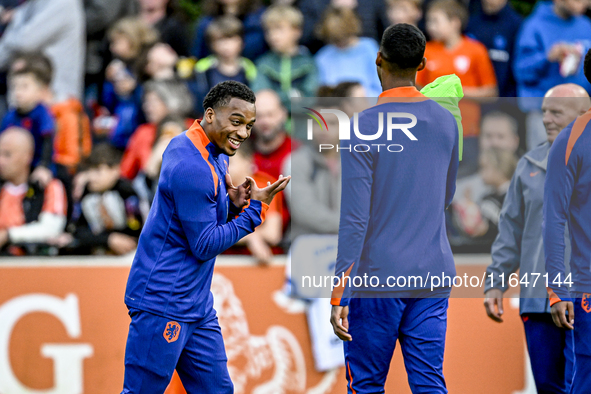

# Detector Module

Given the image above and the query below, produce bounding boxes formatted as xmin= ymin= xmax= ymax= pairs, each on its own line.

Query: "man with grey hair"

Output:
xmin=484 ymin=83 xmax=591 ymax=393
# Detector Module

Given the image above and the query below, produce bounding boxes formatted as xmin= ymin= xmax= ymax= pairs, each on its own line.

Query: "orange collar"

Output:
xmin=377 ymin=86 xmax=427 ymax=105
xmin=186 ymin=119 xmax=212 ymax=150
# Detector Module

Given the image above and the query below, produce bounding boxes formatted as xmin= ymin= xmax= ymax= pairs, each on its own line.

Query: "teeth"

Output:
xmin=229 ymin=138 xmax=241 ymax=147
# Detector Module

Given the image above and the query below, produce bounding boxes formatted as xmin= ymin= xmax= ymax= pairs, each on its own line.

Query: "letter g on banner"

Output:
xmin=0 ymin=293 xmax=93 ymax=394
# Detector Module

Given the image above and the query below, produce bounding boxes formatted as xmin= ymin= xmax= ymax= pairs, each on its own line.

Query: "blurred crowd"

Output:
xmin=0 ymin=0 xmax=590 ymax=259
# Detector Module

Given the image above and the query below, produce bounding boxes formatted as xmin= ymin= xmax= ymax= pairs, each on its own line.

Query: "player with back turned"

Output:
xmin=330 ymin=24 xmax=459 ymax=393
xmin=120 ymin=81 xmax=290 ymax=393
xmin=544 ymin=50 xmax=591 ymax=394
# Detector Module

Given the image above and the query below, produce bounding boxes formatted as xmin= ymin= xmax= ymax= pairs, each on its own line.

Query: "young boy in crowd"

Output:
xmin=386 ymin=0 xmax=423 ymax=27
xmin=251 ymin=5 xmax=318 ymax=110
xmin=1 ymin=57 xmax=55 ymax=187
xmin=315 ymin=6 xmax=382 ymax=97
xmin=7 ymin=53 xmax=92 ymax=210
xmin=417 ymin=0 xmax=497 ymax=138
xmin=190 ymin=15 xmax=257 ymax=115
xmin=418 ymin=0 xmax=497 ymax=98
xmin=53 ymin=143 xmax=144 ymax=255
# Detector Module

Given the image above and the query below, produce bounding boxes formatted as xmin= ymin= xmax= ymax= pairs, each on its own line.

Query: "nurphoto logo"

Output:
xmin=304 ymin=107 xmax=418 ymax=153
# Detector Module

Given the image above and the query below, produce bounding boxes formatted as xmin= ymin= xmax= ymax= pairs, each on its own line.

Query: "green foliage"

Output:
xmin=510 ymin=0 xmax=537 ymax=16
xmin=177 ymin=0 xmax=202 ymax=22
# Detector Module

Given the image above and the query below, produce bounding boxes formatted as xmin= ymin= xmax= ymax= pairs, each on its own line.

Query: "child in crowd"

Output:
xmin=120 ymin=79 xmax=193 ymax=181
xmin=8 ymin=53 xmax=92 ymax=207
xmin=131 ymin=115 xmax=188 ymax=203
xmin=419 ymin=0 xmax=497 ymax=98
xmin=314 ymin=6 xmax=382 ymax=97
xmin=251 ymin=5 xmax=317 ymax=110
xmin=138 ymin=42 xmax=180 ymax=82
xmin=451 ymin=148 xmax=517 ymax=251
xmin=386 ymin=0 xmax=423 ymax=26
xmin=417 ymin=0 xmax=497 ymax=137
xmin=1 ymin=57 xmax=55 ymax=187
xmin=53 ymin=143 xmax=144 ymax=255
xmin=98 ymin=17 xmax=158 ymax=149
xmin=190 ymin=15 xmax=256 ymax=115
xmin=228 ymin=140 xmax=284 ymax=265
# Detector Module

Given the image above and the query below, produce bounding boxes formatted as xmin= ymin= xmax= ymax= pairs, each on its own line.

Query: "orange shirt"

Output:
xmin=417 ymin=36 xmax=497 ymax=88
xmin=0 ymin=180 xmax=67 ymax=230
xmin=417 ymin=37 xmax=495 ymax=137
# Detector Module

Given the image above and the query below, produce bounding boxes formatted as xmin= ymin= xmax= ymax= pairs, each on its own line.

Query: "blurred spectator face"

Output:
xmin=331 ymin=0 xmax=358 ymax=8
xmin=139 ymin=0 xmax=169 ymax=11
xmin=265 ymin=21 xmax=301 ymax=54
xmin=253 ymin=91 xmax=287 ymax=142
xmin=87 ymin=164 xmax=120 ymax=193
xmin=426 ymin=10 xmax=458 ymax=42
xmin=480 ymin=115 xmax=519 ymax=153
xmin=110 ymin=34 xmax=135 ymax=61
xmin=211 ymin=35 xmax=243 ymax=60
xmin=324 ymin=16 xmax=351 ymax=47
xmin=143 ymin=91 xmax=170 ymax=125
xmin=387 ymin=0 xmax=422 ymax=26
xmin=341 ymin=84 xmax=370 ymax=116
xmin=145 ymin=44 xmax=178 ymax=79
xmin=542 ymin=96 xmax=585 ymax=143
xmin=481 ymin=0 xmax=507 ymax=14
xmin=554 ymin=0 xmax=588 ymax=17
xmin=219 ymin=0 xmax=241 ymax=7
xmin=0 ymin=129 xmax=33 ymax=182
xmin=10 ymin=73 xmax=45 ymax=112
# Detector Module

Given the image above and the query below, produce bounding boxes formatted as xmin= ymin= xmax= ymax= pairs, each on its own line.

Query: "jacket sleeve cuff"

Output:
xmin=547 ymin=287 xmax=571 ymax=306
xmin=331 ymin=297 xmax=350 ymax=307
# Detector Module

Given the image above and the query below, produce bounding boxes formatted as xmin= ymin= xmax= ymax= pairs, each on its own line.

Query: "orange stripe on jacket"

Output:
xmin=565 ymin=110 xmax=591 ymax=165
xmin=547 ymin=287 xmax=562 ymax=307
xmin=347 ymin=362 xmax=357 ymax=394
xmin=331 ymin=263 xmax=355 ymax=305
xmin=186 ymin=120 xmax=219 ymax=196
xmin=376 ymin=86 xmax=428 ymax=105
xmin=236 ymin=198 xmax=270 ymax=225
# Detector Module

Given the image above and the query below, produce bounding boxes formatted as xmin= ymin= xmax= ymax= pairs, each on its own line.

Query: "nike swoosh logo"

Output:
xmin=530 ymin=171 xmax=540 ymax=177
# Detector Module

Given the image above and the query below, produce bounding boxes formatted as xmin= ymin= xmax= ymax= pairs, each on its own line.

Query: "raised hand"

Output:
xmin=226 ymin=173 xmax=251 ymax=208
xmin=246 ymin=175 xmax=291 ymax=206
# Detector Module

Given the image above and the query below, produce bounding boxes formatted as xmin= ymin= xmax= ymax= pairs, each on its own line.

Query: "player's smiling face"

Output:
xmin=205 ymin=98 xmax=256 ymax=156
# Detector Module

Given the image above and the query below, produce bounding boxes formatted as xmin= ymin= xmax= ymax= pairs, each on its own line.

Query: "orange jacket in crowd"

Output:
xmin=51 ymin=98 xmax=92 ymax=169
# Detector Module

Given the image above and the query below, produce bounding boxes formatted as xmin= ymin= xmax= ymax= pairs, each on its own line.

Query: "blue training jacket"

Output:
xmin=125 ymin=120 xmax=268 ymax=322
xmin=544 ymin=110 xmax=591 ymax=304
xmin=331 ymin=86 xmax=459 ymax=306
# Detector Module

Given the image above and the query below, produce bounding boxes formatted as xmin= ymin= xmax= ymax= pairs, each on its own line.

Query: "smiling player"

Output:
xmin=121 ymin=81 xmax=290 ymax=393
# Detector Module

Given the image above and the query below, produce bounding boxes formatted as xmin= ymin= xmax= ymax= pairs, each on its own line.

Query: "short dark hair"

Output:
xmin=206 ymin=15 xmax=244 ymax=44
xmin=428 ymin=0 xmax=468 ymax=31
xmin=9 ymin=52 xmax=53 ymax=87
xmin=85 ymin=143 xmax=123 ymax=168
xmin=203 ymin=81 xmax=256 ymax=111
xmin=380 ymin=23 xmax=426 ymax=70
xmin=585 ymin=49 xmax=591 ymax=84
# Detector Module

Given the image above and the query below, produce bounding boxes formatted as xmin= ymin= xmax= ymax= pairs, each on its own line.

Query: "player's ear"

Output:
xmin=204 ymin=107 xmax=215 ymax=124
xmin=417 ymin=57 xmax=426 ymax=72
xmin=376 ymin=51 xmax=383 ymax=68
